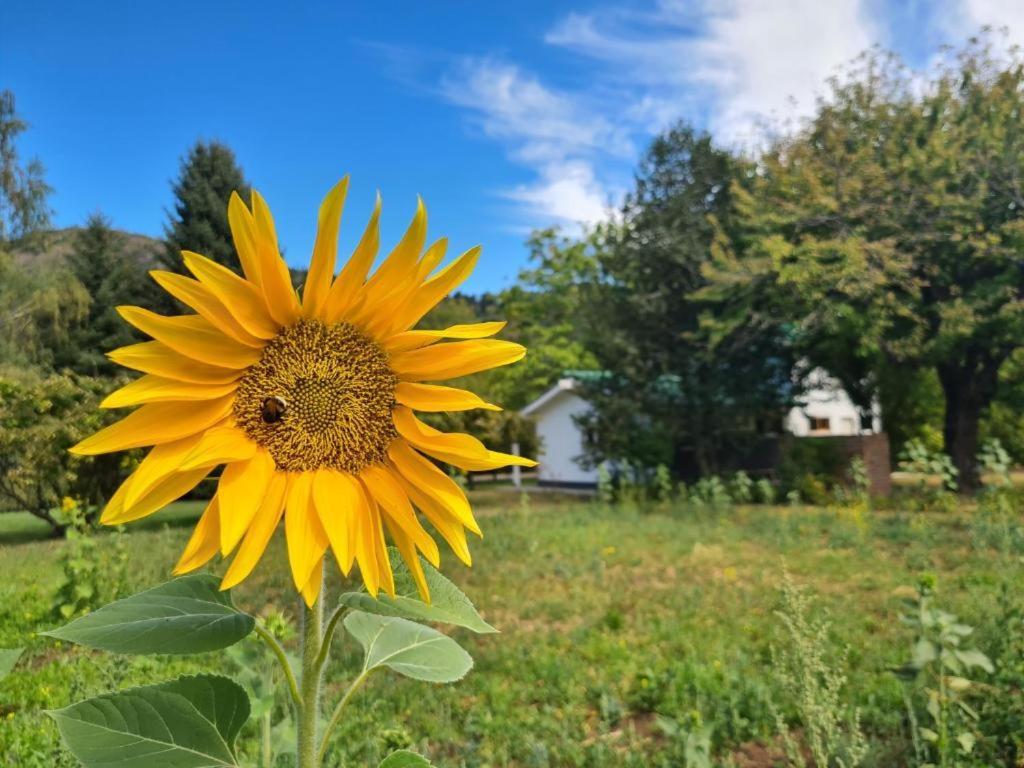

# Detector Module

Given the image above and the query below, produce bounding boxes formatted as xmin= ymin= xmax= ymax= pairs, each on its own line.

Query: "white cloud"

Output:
xmin=548 ymin=0 xmax=883 ymax=148
xmin=439 ymin=58 xmax=627 ymax=225
xmin=943 ymin=0 xmax=1024 ymax=47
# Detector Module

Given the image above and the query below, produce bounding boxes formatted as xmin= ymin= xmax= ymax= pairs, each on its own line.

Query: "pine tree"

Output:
xmin=56 ymin=214 xmax=150 ymax=375
xmin=162 ymin=140 xmax=248 ymax=272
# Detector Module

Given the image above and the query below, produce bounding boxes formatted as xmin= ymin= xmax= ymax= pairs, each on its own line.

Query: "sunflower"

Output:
xmin=71 ymin=178 xmax=535 ymax=606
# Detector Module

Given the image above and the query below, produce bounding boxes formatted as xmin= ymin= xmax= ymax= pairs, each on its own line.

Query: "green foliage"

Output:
xmin=0 ymin=647 xmax=22 ymax=680
xmin=898 ymin=439 xmax=959 ymax=493
xmin=0 ymin=90 xmax=51 ymax=244
xmin=379 ymin=751 xmax=433 ymax=767
xmin=703 ymin=37 xmax=1024 ymax=487
xmin=52 ymin=499 xmax=129 ymax=619
xmin=690 ymin=475 xmax=731 ymax=509
xmin=976 ymin=438 xmax=1010 ymax=484
xmin=50 ymin=215 xmax=152 ymax=375
xmin=44 ymin=574 xmax=255 ymax=655
xmin=49 ymin=674 xmax=250 ymax=768
xmin=340 ymin=548 xmax=496 ymax=633
xmin=161 ymin=140 xmax=249 ymax=274
xmin=728 ymin=471 xmax=753 ymax=504
xmin=577 ymin=125 xmax=793 ymax=474
xmin=343 ymin=612 xmax=473 ymax=684
xmin=754 ymin=477 xmax=777 ymax=505
xmin=654 ymin=464 xmax=674 ymax=504
xmin=0 ymin=369 xmax=123 ymax=532
xmin=772 ymin=571 xmax=868 ymax=768
xmin=892 ymin=577 xmax=993 ymax=768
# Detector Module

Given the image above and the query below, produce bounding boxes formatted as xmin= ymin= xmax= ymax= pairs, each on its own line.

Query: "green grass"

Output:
xmin=1 ymin=495 xmax=1021 ymax=766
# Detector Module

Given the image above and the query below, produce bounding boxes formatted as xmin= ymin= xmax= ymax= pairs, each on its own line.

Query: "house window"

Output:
xmin=809 ymin=416 xmax=830 ymax=433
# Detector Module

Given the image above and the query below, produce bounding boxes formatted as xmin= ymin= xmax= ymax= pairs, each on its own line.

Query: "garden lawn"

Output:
xmin=0 ymin=494 xmax=1019 ymax=767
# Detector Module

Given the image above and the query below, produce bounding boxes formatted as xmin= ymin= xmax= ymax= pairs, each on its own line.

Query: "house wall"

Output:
xmin=532 ymin=391 xmax=598 ymax=486
xmin=785 ymin=370 xmax=881 ymax=437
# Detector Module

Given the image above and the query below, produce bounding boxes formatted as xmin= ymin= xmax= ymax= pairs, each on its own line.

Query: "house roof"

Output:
xmin=520 ymin=377 xmax=579 ymax=417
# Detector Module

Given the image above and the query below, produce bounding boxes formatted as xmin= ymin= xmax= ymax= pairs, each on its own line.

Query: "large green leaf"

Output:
xmin=345 ymin=610 xmax=473 ymax=683
xmin=43 ymin=574 xmax=254 ymax=655
xmin=340 ymin=548 xmax=496 ymax=633
xmin=50 ymin=674 xmax=250 ymax=767
xmin=0 ymin=647 xmax=23 ymax=680
xmin=380 ymin=750 xmax=434 ymax=767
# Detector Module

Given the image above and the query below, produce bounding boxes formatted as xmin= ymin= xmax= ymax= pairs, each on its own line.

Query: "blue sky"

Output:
xmin=3 ymin=0 xmax=1023 ymax=293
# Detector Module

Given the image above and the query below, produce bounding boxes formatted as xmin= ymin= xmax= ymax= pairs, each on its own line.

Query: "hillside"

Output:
xmin=10 ymin=227 xmax=164 ymax=269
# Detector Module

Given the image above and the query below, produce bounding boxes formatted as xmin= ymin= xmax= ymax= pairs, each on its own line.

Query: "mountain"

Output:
xmin=10 ymin=227 xmax=164 ymax=269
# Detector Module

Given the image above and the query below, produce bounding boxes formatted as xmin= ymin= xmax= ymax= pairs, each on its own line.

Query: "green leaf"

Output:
xmin=0 ymin=647 xmax=23 ymax=680
xmin=954 ymin=648 xmax=994 ymax=674
xmin=344 ymin=610 xmax=473 ymax=683
xmin=340 ymin=548 xmax=496 ymax=633
xmin=380 ymin=750 xmax=434 ymax=767
xmin=43 ymin=574 xmax=254 ymax=655
xmin=956 ymin=731 xmax=976 ymax=753
xmin=49 ymin=674 xmax=249 ymax=767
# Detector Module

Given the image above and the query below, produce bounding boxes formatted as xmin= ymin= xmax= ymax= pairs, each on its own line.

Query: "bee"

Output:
xmin=261 ymin=396 xmax=287 ymax=424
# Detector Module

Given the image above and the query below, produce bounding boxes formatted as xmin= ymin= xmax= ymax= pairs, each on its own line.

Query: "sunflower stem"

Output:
xmin=296 ymin=566 xmax=325 ymax=768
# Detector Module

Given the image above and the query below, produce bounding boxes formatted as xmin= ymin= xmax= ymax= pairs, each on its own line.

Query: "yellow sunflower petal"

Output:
xmin=124 ymin=432 xmax=206 ymax=509
xmin=397 ymin=476 xmax=473 ymax=566
xmin=300 ymin=556 xmax=325 ymax=607
xmin=303 ymin=177 xmax=349 ymax=318
xmin=388 ymin=440 xmax=481 ymax=535
xmin=415 ymin=237 xmax=448 ymax=282
xmin=351 ymin=494 xmax=381 ymax=596
xmin=360 ymin=197 xmax=427 ymax=308
xmin=173 ymin=497 xmax=221 ymax=575
xmin=392 ymin=407 xmax=538 ymax=471
xmin=391 ymin=339 xmax=525 ymax=381
xmin=101 ymin=375 xmax=238 ymax=409
xmin=178 ymin=425 xmax=258 ymax=472
xmin=382 ymin=518 xmax=431 ymax=602
xmin=368 ymin=498 xmax=396 ymax=598
xmin=220 ymin=472 xmax=289 ymax=590
xmin=218 ymin=449 xmax=276 ymax=556
xmin=107 ymin=342 xmax=242 ymax=384
xmin=323 ymin=193 xmax=381 ymax=324
xmin=312 ymin=469 xmax=363 ymax=575
xmin=117 ymin=307 xmax=263 ymax=369
xmin=285 ymin=472 xmax=329 ymax=590
xmin=383 ymin=321 xmax=507 ymax=354
xmin=150 ymin=270 xmax=264 ymax=347
xmin=228 ymin=192 xmax=262 ymax=286
xmin=360 ymin=464 xmax=440 ymax=567
xmin=386 ymin=245 xmax=481 ymax=333
xmin=70 ymin=397 xmax=234 ymax=455
xmin=250 ymin=190 xmax=300 ymax=327
xmin=181 ymin=250 xmax=279 ymax=339
xmin=393 ymin=382 xmax=500 ymax=413
xmin=103 ymin=467 xmax=212 ymax=525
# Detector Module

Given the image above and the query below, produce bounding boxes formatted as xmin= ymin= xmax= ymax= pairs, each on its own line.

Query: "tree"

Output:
xmin=0 ymin=370 xmax=124 ymax=535
xmin=53 ymin=214 xmax=151 ymax=375
xmin=582 ymin=124 xmax=794 ymax=475
xmin=0 ymin=90 xmax=52 ymax=245
xmin=704 ymin=38 xmax=1024 ymax=488
xmin=162 ymin=140 xmax=249 ymax=274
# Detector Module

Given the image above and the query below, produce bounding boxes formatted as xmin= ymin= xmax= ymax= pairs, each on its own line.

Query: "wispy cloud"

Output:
xmin=548 ymin=0 xmax=882 ymax=148
xmin=382 ymin=1 xmax=1024 ymax=233
xmin=438 ymin=58 xmax=631 ymax=225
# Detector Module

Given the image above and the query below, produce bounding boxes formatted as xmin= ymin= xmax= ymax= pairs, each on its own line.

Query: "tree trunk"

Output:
xmin=937 ymin=359 xmax=1000 ymax=492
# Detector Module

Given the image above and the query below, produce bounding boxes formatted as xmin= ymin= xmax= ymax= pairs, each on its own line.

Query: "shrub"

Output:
xmin=772 ymin=570 xmax=867 ymax=768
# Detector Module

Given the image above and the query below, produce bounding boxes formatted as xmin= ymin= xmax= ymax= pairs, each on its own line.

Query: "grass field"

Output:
xmin=1 ymin=492 xmax=1022 ymax=767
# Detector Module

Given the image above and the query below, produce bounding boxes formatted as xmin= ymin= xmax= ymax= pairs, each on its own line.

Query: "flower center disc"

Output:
xmin=234 ymin=319 xmax=398 ymax=473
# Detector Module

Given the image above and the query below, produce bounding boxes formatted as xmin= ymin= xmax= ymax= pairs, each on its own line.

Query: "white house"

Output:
xmin=521 ymin=370 xmax=880 ymax=487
